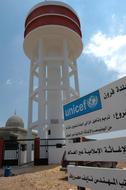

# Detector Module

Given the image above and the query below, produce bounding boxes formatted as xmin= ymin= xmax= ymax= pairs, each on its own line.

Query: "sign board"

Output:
xmin=68 ymin=165 xmax=126 ymax=190
xmin=66 ymin=136 xmax=126 ymax=162
xmin=64 ymin=76 xmax=126 ymax=138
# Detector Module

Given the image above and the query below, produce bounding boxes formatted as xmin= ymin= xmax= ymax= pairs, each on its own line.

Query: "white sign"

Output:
xmin=64 ymin=76 xmax=126 ymax=138
xmin=66 ymin=136 xmax=126 ymax=162
xmin=68 ymin=165 xmax=126 ymax=190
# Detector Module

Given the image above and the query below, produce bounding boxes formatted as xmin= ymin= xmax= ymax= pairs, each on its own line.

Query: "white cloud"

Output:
xmin=5 ymin=79 xmax=24 ymax=86
xmin=110 ymin=14 xmax=126 ymax=35
xmin=84 ymin=31 xmax=126 ymax=78
xmin=6 ymin=79 xmax=13 ymax=85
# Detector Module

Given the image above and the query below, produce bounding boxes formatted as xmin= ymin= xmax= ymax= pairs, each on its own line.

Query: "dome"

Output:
xmin=6 ymin=115 xmax=24 ymax=128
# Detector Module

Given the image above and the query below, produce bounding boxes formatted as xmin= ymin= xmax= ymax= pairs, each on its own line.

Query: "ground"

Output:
xmin=0 ymin=165 xmax=77 ymax=190
xmin=0 ymin=163 xmax=125 ymax=190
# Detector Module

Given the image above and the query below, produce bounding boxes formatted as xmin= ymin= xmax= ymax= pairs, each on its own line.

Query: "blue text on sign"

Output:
xmin=64 ymin=90 xmax=102 ymax=121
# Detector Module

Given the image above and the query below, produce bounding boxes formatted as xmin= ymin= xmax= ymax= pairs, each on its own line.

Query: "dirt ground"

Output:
xmin=0 ymin=165 xmax=77 ymax=190
xmin=0 ymin=163 xmax=125 ymax=190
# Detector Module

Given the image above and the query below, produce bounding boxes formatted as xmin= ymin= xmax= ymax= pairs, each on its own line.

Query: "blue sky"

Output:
xmin=0 ymin=0 xmax=126 ymax=128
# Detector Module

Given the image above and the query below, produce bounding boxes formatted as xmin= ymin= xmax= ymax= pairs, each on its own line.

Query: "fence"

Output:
xmin=36 ymin=138 xmax=66 ymax=165
xmin=0 ymin=137 xmax=66 ymax=167
xmin=64 ymin=76 xmax=126 ymax=190
xmin=0 ymin=139 xmax=4 ymax=167
xmin=3 ymin=139 xmax=34 ymax=166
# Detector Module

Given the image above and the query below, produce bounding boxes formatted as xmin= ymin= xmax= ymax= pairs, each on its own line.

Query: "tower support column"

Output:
xmin=74 ymin=60 xmax=80 ymax=97
xmin=27 ymin=61 xmax=34 ymax=163
xmin=62 ymin=40 xmax=70 ymax=103
xmin=38 ymin=39 xmax=46 ymax=139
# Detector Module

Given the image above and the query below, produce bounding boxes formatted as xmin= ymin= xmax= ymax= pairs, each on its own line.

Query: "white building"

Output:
xmin=0 ymin=114 xmax=37 ymax=166
xmin=0 ymin=114 xmax=36 ymax=140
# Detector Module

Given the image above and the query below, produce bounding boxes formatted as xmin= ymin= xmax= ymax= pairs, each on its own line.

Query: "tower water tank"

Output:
xmin=23 ymin=1 xmax=83 ymax=163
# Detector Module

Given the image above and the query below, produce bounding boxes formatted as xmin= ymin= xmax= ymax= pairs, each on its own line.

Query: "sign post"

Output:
xmin=64 ymin=76 xmax=126 ymax=138
xmin=64 ymin=76 xmax=126 ymax=190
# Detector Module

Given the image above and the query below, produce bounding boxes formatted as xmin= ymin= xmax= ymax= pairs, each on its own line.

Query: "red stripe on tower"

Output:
xmin=24 ymin=15 xmax=82 ymax=38
xmin=25 ymin=5 xmax=80 ymax=27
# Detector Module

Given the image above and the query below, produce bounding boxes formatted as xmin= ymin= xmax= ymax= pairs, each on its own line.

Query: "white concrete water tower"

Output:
xmin=23 ymin=1 xmax=83 ymax=163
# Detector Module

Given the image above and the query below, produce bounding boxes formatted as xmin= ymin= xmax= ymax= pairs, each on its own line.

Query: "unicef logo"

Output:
xmin=87 ymin=95 xmax=98 ymax=108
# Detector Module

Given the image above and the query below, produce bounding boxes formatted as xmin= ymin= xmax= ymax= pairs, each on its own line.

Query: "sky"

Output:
xmin=0 ymin=0 xmax=126 ymax=129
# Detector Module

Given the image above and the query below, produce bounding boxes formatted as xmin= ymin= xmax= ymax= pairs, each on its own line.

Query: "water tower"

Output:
xmin=23 ymin=1 xmax=83 ymax=163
